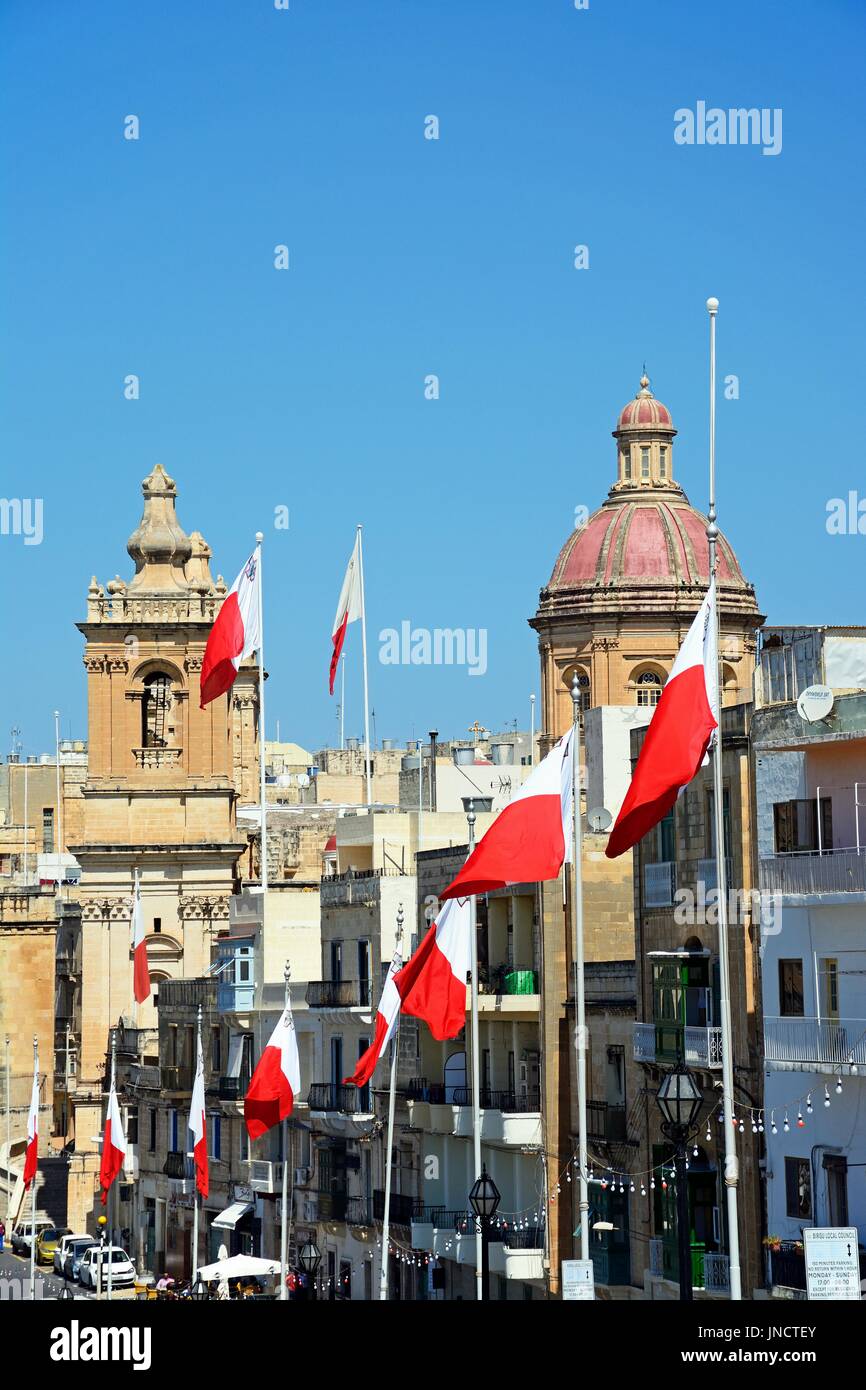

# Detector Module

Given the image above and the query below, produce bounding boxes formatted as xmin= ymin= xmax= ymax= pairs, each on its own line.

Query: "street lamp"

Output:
xmin=468 ymin=1165 xmax=501 ymax=1301
xmin=190 ymin=1275 xmax=209 ymax=1301
xmin=298 ymin=1239 xmax=321 ymax=1300
xmin=655 ymin=1061 xmax=704 ymax=1302
xmin=96 ymin=1214 xmax=107 ymax=1301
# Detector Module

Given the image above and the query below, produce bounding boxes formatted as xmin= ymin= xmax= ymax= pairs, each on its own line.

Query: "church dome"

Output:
xmin=536 ymin=375 xmax=761 ymax=623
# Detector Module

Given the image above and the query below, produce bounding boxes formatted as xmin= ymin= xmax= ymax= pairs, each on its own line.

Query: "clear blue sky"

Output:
xmin=2 ymin=0 xmax=863 ymax=756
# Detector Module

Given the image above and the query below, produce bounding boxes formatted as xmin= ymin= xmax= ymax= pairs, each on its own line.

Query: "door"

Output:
xmin=824 ymin=1155 xmax=849 ymax=1225
xmin=820 ymin=959 xmax=840 ymax=1022
xmin=357 ymin=940 xmax=370 ymax=1006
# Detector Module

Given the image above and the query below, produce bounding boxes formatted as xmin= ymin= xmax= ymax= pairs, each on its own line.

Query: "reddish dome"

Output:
xmin=615 ymin=374 xmax=675 ymax=433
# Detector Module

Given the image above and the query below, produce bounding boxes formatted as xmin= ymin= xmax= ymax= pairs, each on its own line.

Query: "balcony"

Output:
xmin=133 ymin=746 xmax=182 ymax=770
xmin=305 ymin=979 xmax=372 ymax=1009
xmin=345 ymin=1196 xmax=374 ymax=1226
xmin=405 ymin=1080 xmax=540 ymax=1112
xmin=759 ymin=851 xmax=866 ymax=896
xmin=764 ymin=1016 xmax=866 ymax=1071
xmin=644 ymin=861 xmax=676 ymax=908
xmin=307 ymin=1082 xmax=369 ymax=1114
xmin=373 ymin=1189 xmax=415 ymax=1226
xmin=648 ymin=1238 xmax=731 ymax=1294
xmin=163 ymin=1150 xmax=192 ymax=1180
xmin=769 ymin=1242 xmax=807 ymax=1292
xmin=696 ymin=858 xmax=734 ymax=892
xmin=218 ymin=1076 xmax=244 ymax=1100
xmin=586 ymin=1101 xmax=629 ymax=1144
xmin=316 ymin=1190 xmax=348 ymax=1222
xmin=634 ymin=1023 xmax=722 ymax=1069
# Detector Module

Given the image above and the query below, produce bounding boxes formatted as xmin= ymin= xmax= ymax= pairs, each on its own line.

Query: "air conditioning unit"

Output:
xmin=303 ymin=1195 xmax=318 ymax=1223
xmin=249 ymin=1160 xmax=277 ymax=1194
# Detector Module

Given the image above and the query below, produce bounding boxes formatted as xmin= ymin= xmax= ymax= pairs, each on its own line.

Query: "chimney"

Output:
xmin=428 ymin=730 xmax=438 ymax=812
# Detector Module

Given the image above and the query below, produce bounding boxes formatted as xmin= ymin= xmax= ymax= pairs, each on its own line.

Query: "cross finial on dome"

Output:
xmin=638 ymin=370 xmax=651 ymax=394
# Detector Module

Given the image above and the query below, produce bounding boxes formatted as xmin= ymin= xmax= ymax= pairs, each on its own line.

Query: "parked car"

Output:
xmin=77 ymin=1245 xmax=136 ymax=1290
xmin=36 ymin=1227 xmax=71 ymax=1265
xmin=11 ymin=1218 xmax=53 ymax=1257
xmin=62 ymin=1236 xmax=97 ymax=1283
xmin=54 ymin=1232 xmax=92 ymax=1276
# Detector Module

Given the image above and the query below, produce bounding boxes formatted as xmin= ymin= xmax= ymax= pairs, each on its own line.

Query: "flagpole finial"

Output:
xmin=706 ymin=296 xmax=719 ymax=315
xmin=256 ymin=531 xmax=264 ymax=545
xmin=396 ymin=903 xmax=404 ymax=944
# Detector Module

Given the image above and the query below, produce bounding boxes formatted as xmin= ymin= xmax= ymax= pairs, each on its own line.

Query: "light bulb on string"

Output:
xmin=836 ymin=1077 xmax=843 ymax=1095
xmin=650 ymin=1177 xmax=656 ymax=1190
xmin=770 ymin=1111 xmax=777 ymax=1135
xmin=640 ymin=1183 xmax=647 ymax=1197
xmin=705 ymin=1123 xmax=712 ymax=1143
xmin=758 ymin=1111 xmax=764 ymax=1133
xmin=783 ymin=1111 xmax=790 ymax=1133
xmin=824 ymin=1085 xmax=831 ymax=1108
xmin=797 ymin=1108 xmax=804 ymax=1128
xmin=806 ymin=1094 xmax=813 ymax=1115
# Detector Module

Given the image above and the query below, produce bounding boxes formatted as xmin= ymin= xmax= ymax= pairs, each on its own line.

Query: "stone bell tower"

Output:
xmin=67 ymin=465 xmax=255 ymax=1219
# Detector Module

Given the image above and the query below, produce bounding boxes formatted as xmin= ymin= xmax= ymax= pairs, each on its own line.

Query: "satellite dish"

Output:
xmin=588 ymin=806 xmax=613 ymax=833
xmin=796 ymin=685 xmax=834 ymax=723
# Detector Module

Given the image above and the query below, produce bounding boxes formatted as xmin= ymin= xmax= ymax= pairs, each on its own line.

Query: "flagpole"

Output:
xmin=280 ymin=961 xmax=291 ymax=1301
xmin=570 ymin=676 xmax=590 ymax=1268
xmin=192 ymin=1003 xmax=201 ymax=1285
xmin=705 ymin=297 xmax=742 ymax=1301
xmin=256 ymin=532 xmax=268 ymax=892
xmin=464 ymin=802 xmax=483 ymax=1301
xmin=28 ymin=1035 xmax=36 ymax=1302
xmin=356 ymin=524 xmax=372 ymax=807
xmin=107 ymin=1028 xmax=116 ymax=1301
xmin=340 ymin=653 xmax=346 ymax=750
xmin=379 ymin=905 xmax=404 ymax=1301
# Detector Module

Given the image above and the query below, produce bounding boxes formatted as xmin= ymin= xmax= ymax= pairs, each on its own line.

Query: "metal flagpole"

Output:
xmin=107 ymin=1029 xmax=115 ymax=1300
xmin=705 ymin=296 xmax=742 ymax=1302
xmin=379 ymin=905 xmax=404 ymax=1301
xmin=256 ymin=532 xmax=268 ymax=891
xmin=23 ymin=758 xmax=29 ymax=883
xmin=53 ymin=710 xmax=63 ymax=887
xmin=465 ymin=801 xmax=483 ymax=1300
xmin=530 ymin=694 xmax=536 ymax=766
xmin=570 ymin=676 xmax=590 ymax=1266
xmin=340 ymin=653 xmax=346 ymax=750
xmin=280 ymin=962 xmax=291 ymax=1300
xmin=29 ymin=1036 xmax=37 ymax=1302
xmin=192 ymin=1003 xmax=202 ymax=1285
xmin=4 ymin=1036 xmax=10 ymax=1228
xmin=356 ymin=525 xmax=373 ymax=806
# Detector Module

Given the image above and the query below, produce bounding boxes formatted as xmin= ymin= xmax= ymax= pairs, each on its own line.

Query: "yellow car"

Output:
xmin=36 ymin=1227 xmax=70 ymax=1266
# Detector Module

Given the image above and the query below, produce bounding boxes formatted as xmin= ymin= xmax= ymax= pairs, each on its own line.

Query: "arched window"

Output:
xmin=575 ymin=670 xmax=591 ymax=712
xmin=142 ymin=673 xmax=172 ymax=748
xmin=636 ymin=671 xmax=663 ymax=707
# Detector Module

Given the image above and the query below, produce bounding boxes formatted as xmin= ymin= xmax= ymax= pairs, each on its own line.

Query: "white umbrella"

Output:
xmin=196 ymin=1253 xmax=281 ymax=1282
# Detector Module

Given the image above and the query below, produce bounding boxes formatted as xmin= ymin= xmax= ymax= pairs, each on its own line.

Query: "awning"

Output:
xmin=211 ymin=1201 xmax=253 ymax=1231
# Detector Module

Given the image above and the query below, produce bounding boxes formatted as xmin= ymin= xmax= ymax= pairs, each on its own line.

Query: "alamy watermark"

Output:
xmin=0 ymin=497 xmax=43 ymax=545
xmin=674 ymin=102 xmax=782 ymax=157
xmin=379 ymin=622 xmax=487 ymax=676
xmin=826 ymin=491 xmax=866 ymax=535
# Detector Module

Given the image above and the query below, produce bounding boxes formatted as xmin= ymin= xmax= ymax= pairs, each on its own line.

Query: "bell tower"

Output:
xmin=67 ymin=465 xmax=252 ymax=1224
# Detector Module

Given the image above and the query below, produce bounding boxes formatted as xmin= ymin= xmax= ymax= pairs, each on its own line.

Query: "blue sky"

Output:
xmin=2 ymin=0 xmax=864 ymax=754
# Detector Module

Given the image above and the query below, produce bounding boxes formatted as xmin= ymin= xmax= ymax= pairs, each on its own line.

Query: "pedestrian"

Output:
xmin=0 ymin=1219 xmax=5 ymax=1253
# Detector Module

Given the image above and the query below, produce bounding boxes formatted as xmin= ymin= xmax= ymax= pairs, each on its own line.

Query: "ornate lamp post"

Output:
xmin=468 ymin=1166 xmax=501 ymax=1301
xmin=298 ymin=1239 xmax=321 ymax=1301
xmin=655 ymin=1061 xmax=704 ymax=1302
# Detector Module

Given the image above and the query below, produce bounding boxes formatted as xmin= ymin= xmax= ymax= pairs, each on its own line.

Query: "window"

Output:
xmin=153 ymin=917 xmax=161 ymax=934
xmin=358 ymin=940 xmax=370 ymax=1006
xmin=623 ymin=451 xmax=632 ymax=480
xmin=330 ymin=1036 xmax=343 ymax=1089
xmin=605 ymin=1045 xmax=626 ymax=1107
xmin=126 ymin=1108 xmax=138 ymax=1146
xmin=653 ymin=808 xmax=675 ymax=863
xmin=42 ymin=807 xmax=54 ymax=854
xmin=212 ymin=1116 xmax=221 ymax=1161
xmin=779 ymin=960 xmax=804 ymax=1017
xmin=141 ymin=673 xmax=172 ymax=749
xmin=148 ymin=1107 xmax=156 ymax=1153
xmin=785 ymin=1157 xmax=812 ymax=1220
xmin=820 ymin=958 xmax=839 ymax=1022
xmin=773 ymin=797 xmax=833 ymax=854
xmin=575 ymin=671 xmax=591 ymax=712
xmin=169 ymin=1109 xmax=178 ymax=1152
xmin=640 ymin=446 xmax=650 ymax=479
xmin=824 ymin=1154 xmax=848 ymax=1225
xmin=330 ymin=940 xmax=343 ymax=981
xmin=240 ymin=1121 xmax=249 ymax=1163
xmin=659 ymin=446 xmax=667 ymax=478
xmin=636 ymin=671 xmax=662 ymax=706
xmin=211 ymin=1027 xmax=221 ymax=1074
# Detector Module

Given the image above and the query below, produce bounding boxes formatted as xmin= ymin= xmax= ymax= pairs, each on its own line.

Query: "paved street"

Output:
xmin=0 ymin=1248 xmax=105 ymax=1300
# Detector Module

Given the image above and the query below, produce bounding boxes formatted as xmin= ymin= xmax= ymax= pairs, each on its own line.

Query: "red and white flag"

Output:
xmin=200 ymin=547 xmax=262 ymax=708
xmin=131 ymin=870 xmax=150 ymax=1005
xmin=440 ymin=730 xmax=574 ymax=901
xmin=394 ymin=896 xmax=472 ymax=1041
xmin=344 ymin=949 xmax=403 ymax=1088
xmin=606 ymin=581 xmax=717 ymax=859
xmin=329 ymin=534 xmax=362 ymax=695
xmin=244 ymin=1005 xmax=301 ymax=1141
xmin=99 ymin=1081 xmax=128 ymax=1206
xmin=189 ymin=1028 xmax=208 ymax=1200
xmin=23 ymin=1049 xmax=39 ymax=1191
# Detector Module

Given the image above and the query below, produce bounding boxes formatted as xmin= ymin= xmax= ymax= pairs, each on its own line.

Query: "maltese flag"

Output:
xmin=131 ymin=871 xmax=150 ymax=1005
xmin=344 ymin=949 xmax=403 ymax=1088
xmin=189 ymin=1030 xmax=209 ymax=1199
xmin=244 ymin=1005 xmax=301 ymax=1141
xmin=394 ymin=897 xmax=472 ymax=1041
xmin=329 ymin=534 xmax=362 ymax=695
xmin=99 ymin=1081 xmax=128 ymax=1205
xmin=200 ymin=547 xmax=262 ymax=708
xmin=23 ymin=1050 xmax=39 ymax=1191
xmin=606 ymin=581 xmax=718 ymax=859
xmin=440 ymin=730 xmax=574 ymax=901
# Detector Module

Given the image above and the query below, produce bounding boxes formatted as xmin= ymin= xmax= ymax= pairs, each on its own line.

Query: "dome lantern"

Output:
xmin=612 ymin=373 xmax=679 ymax=493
